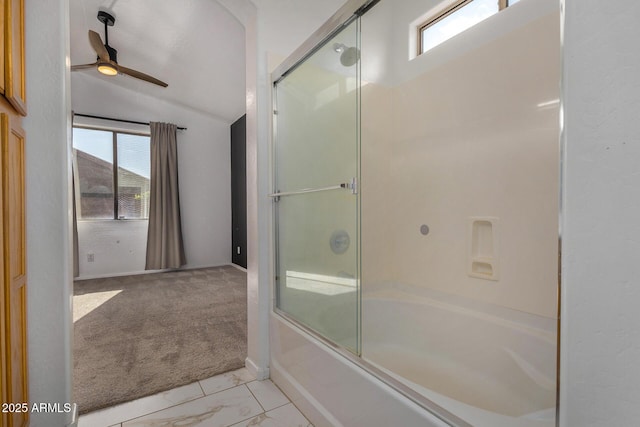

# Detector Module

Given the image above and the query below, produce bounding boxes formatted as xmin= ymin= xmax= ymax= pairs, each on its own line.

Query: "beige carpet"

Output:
xmin=73 ymin=265 xmax=247 ymax=414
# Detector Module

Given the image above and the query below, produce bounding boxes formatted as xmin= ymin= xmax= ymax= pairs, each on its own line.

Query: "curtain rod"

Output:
xmin=74 ymin=113 xmax=187 ymax=131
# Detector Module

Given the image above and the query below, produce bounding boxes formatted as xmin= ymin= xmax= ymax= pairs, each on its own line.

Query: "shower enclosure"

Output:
xmin=272 ymin=16 xmax=361 ymax=354
xmin=271 ymin=0 xmax=560 ymax=425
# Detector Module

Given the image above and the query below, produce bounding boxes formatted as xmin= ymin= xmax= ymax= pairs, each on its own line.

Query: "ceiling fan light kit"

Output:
xmin=71 ymin=11 xmax=168 ymax=87
xmin=97 ymin=62 xmax=117 ymax=76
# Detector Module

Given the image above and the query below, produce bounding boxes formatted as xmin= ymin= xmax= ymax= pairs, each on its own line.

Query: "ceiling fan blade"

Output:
xmin=88 ymin=30 xmax=109 ymax=61
xmin=116 ymin=64 xmax=168 ymax=87
xmin=71 ymin=62 xmax=98 ymax=71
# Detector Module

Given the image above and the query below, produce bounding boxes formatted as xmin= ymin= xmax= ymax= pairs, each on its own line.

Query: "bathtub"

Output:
xmin=362 ymin=285 xmax=557 ymax=427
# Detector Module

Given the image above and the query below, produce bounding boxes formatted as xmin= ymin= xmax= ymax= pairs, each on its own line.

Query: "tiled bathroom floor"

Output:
xmin=78 ymin=368 xmax=312 ymax=427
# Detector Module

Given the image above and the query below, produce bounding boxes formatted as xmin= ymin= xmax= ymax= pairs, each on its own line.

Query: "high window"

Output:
xmin=419 ymin=0 xmax=520 ymax=55
xmin=73 ymin=127 xmax=151 ymax=220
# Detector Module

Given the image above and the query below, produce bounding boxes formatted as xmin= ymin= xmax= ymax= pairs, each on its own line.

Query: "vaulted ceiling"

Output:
xmin=70 ymin=0 xmax=349 ymax=123
xmin=70 ymin=0 xmax=246 ymax=123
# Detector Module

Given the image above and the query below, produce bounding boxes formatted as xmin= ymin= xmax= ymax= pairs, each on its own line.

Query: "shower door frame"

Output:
xmin=271 ymin=8 xmax=362 ymax=354
xmin=269 ymin=0 xmax=471 ymax=425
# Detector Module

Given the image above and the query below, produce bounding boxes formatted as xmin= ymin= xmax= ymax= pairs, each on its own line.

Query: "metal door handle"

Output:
xmin=269 ymin=178 xmax=357 ymax=200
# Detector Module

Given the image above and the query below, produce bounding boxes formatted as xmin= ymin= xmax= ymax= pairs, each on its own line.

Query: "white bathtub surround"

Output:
xmin=269 ymin=285 xmax=556 ymax=427
xmin=78 ymin=368 xmax=311 ymax=427
xmin=270 ymin=314 xmax=451 ymax=427
xmin=268 ymin=0 xmax=560 ymax=425
xmin=361 ymin=5 xmax=561 ymax=320
xmin=362 ymin=289 xmax=556 ymax=426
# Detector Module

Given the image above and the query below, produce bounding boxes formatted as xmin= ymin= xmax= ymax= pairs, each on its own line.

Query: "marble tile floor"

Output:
xmin=78 ymin=368 xmax=313 ymax=427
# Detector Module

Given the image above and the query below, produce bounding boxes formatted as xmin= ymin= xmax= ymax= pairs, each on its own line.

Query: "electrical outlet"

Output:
xmin=87 ymin=253 xmax=95 ymax=262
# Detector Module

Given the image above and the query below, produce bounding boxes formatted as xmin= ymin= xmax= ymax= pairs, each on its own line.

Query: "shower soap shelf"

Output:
xmin=468 ymin=217 xmax=500 ymax=281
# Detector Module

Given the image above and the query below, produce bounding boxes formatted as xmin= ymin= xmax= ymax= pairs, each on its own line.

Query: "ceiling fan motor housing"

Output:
xmin=97 ymin=11 xmax=115 ymax=27
xmin=103 ymin=45 xmax=117 ymax=63
xmin=97 ymin=11 xmax=117 ymax=62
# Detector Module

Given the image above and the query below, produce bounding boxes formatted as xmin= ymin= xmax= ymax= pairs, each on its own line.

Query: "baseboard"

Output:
xmin=75 ymin=263 xmax=234 ymax=281
xmin=245 ymin=357 xmax=269 ymax=380
xmin=230 ymin=263 xmax=247 ymax=272
xmin=74 ymin=268 xmax=171 ymax=281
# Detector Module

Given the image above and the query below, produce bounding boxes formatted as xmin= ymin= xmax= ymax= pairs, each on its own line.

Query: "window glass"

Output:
xmin=117 ymin=134 xmax=151 ymax=219
xmin=73 ymin=127 xmax=150 ymax=220
xmin=73 ymin=128 xmax=115 ymax=219
xmin=421 ymin=0 xmax=499 ymax=53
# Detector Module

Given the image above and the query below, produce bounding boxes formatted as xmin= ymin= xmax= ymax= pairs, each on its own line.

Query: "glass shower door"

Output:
xmin=273 ymin=19 xmax=360 ymax=354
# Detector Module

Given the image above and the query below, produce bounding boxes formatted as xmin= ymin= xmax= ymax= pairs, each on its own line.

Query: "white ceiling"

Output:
xmin=69 ymin=0 xmax=352 ymax=123
xmin=69 ymin=0 xmax=246 ymax=123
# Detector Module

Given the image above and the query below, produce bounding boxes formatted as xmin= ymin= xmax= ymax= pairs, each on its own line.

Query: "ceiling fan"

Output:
xmin=71 ymin=11 xmax=168 ymax=88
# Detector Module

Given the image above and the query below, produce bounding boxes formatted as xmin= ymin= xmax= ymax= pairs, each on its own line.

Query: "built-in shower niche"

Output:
xmin=468 ymin=217 xmax=500 ymax=281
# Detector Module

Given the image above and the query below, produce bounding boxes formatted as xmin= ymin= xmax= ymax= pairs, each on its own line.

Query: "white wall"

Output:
xmin=388 ymin=0 xmax=558 ymax=85
xmin=75 ymin=220 xmax=149 ymax=277
xmin=71 ymin=73 xmax=235 ymax=277
xmin=24 ymin=1 xmax=74 ymax=425
xmin=560 ymin=0 xmax=640 ymax=425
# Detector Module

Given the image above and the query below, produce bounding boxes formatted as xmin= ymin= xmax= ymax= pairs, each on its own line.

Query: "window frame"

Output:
xmin=72 ymin=125 xmax=151 ymax=221
xmin=417 ymin=0 xmax=511 ymax=56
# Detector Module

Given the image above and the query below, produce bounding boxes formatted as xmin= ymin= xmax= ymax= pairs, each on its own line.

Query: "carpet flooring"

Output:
xmin=73 ymin=265 xmax=247 ymax=414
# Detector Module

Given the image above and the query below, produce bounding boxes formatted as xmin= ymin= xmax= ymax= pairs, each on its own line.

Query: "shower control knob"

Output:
xmin=330 ymin=230 xmax=350 ymax=254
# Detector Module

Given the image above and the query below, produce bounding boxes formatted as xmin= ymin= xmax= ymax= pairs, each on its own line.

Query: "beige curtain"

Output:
xmin=145 ymin=122 xmax=186 ymax=269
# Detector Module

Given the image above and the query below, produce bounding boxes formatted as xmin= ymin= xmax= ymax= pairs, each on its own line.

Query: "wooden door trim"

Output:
xmin=1 ymin=113 xmax=28 ymax=427
xmin=4 ymin=0 xmax=26 ymax=116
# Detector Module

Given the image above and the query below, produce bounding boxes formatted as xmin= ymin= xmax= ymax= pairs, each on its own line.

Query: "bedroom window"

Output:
xmin=73 ymin=127 xmax=151 ymax=220
xmin=418 ymin=0 xmax=517 ymax=55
